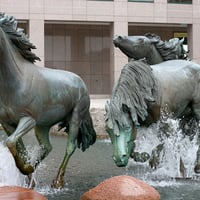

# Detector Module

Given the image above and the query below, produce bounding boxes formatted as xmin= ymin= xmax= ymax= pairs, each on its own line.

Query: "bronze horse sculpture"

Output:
xmin=113 ymin=33 xmax=188 ymax=65
xmin=0 ymin=13 xmax=96 ymax=188
xmin=105 ymin=59 xmax=200 ymax=175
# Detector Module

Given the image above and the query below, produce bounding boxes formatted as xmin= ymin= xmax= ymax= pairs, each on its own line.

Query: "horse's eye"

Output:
xmin=118 ymin=35 xmax=122 ymax=40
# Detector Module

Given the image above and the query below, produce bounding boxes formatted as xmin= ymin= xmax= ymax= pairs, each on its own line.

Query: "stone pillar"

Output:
xmin=188 ymin=23 xmax=200 ymax=64
xmin=188 ymin=1 xmax=200 ymax=64
xmin=29 ymin=18 xmax=45 ymax=67
xmin=110 ymin=0 xmax=128 ymax=89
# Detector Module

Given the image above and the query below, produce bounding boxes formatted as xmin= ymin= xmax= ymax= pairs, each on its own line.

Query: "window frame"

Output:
xmin=167 ymin=0 xmax=192 ymax=4
xmin=128 ymin=0 xmax=154 ymax=2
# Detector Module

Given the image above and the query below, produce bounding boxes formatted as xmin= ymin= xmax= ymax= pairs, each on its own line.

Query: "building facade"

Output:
xmin=0 ymin=0 xmax=199 ymax=95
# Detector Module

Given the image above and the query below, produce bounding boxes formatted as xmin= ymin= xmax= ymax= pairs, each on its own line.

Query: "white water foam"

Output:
xmin=127 ymin=118 xmax=199 ymax=186
xmin=0 ymin=141 xmax=26 ymax=186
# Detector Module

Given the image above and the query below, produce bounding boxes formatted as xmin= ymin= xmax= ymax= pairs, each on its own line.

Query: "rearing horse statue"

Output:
xmin=0 ymin=13 xmax=96 ymax=188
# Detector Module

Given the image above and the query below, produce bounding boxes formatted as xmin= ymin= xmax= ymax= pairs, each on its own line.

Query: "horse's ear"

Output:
xmin=179 ymin=37 xmax=185 ymax=45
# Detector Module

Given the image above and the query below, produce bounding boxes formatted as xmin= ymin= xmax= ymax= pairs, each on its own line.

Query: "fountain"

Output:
xmin=0 ymin=12 xmax=199 ymax=199
xmin=1 ymin=118 xmax=200 ymax=200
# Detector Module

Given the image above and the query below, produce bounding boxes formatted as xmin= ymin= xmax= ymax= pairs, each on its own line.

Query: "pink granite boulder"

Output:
xmin=0 ymin=186 xmax=47 ymax=200
xmin=81 ymin=175 xmax=160 ymax=200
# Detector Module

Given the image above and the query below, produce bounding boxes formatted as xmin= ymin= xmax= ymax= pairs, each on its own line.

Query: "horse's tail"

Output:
xmin=77 ymin=111 xmax=96 ymax=152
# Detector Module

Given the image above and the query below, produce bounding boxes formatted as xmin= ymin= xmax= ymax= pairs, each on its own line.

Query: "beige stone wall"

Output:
xmin=45 ymin=24 xmax=111 ymax=94
xmin=0 ymin=0 xmax=200 ymax=94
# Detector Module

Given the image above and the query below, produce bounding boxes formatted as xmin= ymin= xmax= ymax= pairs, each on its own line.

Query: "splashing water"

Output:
xmin=0 ymin=142 xmax=26 ymax=186
xmin=127 ymin=118 xmax=199 ymax=183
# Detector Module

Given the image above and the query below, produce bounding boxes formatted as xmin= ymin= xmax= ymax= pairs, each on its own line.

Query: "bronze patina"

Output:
xmin=113 ymin=33 xmax=188 ymax=65
xmin=0 ymin=13 xmax=96 ymax=188
xmin=105 ymin=58 xmax=200 ymax=175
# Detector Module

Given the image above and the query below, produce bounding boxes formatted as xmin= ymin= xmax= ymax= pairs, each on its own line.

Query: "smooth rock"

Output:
xmin=0 ymin=186 xmax=47 ymax=200
xmin=81 ymin=175 xmax=160 ymax=200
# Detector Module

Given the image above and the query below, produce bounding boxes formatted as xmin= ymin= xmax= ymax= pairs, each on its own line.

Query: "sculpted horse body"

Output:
xmin=105 ymin=59 xmax=200 ymax=174
xmin=0 ymin=13 xmax=96 ymax=188
xmin=113 ymin=33 xmax=187 ymax=65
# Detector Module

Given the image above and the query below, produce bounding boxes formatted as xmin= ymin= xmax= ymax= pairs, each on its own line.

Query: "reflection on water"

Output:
xmin=0 ymin=127 xmax=200 ymax=200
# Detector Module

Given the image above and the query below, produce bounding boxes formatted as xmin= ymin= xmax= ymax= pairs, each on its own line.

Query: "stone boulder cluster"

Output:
xmin=81 ymin=175 xmax=160 ymax=200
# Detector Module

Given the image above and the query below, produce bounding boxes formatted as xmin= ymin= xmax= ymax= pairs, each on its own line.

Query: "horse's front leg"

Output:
xmin=6 ymin=116 xmax=36 ymax=175
xmin=126 ymin=126 xmax=150 ymax=163
xmin=149 ymin=143 xmax=164 ymax=169
xmin=2 ymin=123 xmax=32 ymax=175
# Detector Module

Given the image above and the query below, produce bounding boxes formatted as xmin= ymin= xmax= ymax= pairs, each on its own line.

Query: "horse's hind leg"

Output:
xmin=34 ymin=125 xmax=52 ymax=168
xmin=52 ymin=113 xmax=80 ymax=188
xmin=6 ymin=116 xmax=36 ymax=175
xmin=52 ymin=96 xmax=89 ymax=188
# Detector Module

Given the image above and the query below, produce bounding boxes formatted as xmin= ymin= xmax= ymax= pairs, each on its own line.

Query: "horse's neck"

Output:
xmin=0 ymin=48 xmax=25 ymax=90
xmin=146 ymin=45 xmax=163 ymax=65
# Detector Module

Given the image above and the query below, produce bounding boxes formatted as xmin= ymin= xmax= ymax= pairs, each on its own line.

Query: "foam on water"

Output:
xmin=0 ymin=118 xmax=200 ymax=197
xmin=0 ymin=142 xmax=26 ymax=186
xmin=36 ymin=185 xmax=70 ymax=197
xmin=127 ymin=118 xmax=199 ymax=187
xmin=0 ymin=141 xmax=65 ymax=196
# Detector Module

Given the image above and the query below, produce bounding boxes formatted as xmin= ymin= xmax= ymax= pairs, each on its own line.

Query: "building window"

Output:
xmin=45 ymin=24 xmax=111 ymax=94
xmin=168 ymin=0 xmax=192 ymax=4
xmin=88 ymin=0 xmax=113 ymax=1
xmin=128 ymin=0 xmax=153 ymax=2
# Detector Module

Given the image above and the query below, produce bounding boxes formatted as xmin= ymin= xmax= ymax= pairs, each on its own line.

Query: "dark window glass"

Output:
xmin=88 ymin=0 xmax=113 ymax=1
xmin=128 ymin=0 xmax=153 ymax=2
xmin=168 ymin=0 xmax=192 ymax=4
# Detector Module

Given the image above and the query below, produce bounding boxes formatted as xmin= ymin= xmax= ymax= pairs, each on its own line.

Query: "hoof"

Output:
xmin=131 ymin=152 xmax=150 ymax=163
xmin=149 ymin=157 xmax=159 ymax=169
xmin=18 ymin=163 xmax=34 ymax=175
xmin=52 ymin=178 xmax=64 ymax=189
xmin=194 ymin=164 xmax=200 ymax=173
xmin=14 ymin=156 xmax=35 ymax=175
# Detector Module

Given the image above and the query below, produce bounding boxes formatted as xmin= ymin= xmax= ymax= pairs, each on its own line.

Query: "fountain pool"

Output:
xmin=0 ymin=126 xmax=200 ymax=200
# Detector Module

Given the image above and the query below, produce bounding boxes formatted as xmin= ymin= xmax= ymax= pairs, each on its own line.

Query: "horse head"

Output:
xmin=113 ymin=34 xmax=159 ymax=63
xmin=113 ymin=34 xmax=188 ymax=65
xmin=105 ymin=101 xmax=136 ymax=167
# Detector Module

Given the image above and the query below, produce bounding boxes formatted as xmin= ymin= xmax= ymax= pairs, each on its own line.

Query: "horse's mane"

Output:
xmin=0 ymin=13 xmax=40 ymax=63
xmin=145 ymin=33 xmax=188 ymax=61
xmin=107 ymin=59 xmax=159 ymax=128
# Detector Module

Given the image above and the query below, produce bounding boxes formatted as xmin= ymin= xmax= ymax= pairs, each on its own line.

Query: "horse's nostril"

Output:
xmin=113 ymin=154 xmax=127 ymax=163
